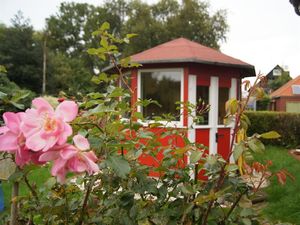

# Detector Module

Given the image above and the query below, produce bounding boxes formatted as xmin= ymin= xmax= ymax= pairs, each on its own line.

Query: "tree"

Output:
xmin=0 ymin=12 xmax=43 ymax=93
xmin=46 ymin=52 xmax=96 ymax=95
xmin=268 ymin=71 xmax=292 ymax=91
xmin=46 ymin=2 xmax=121 ymax=71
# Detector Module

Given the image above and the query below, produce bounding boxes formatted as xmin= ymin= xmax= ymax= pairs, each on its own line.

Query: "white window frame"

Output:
xmin=137 ymin=68 xmax=184 ymax=127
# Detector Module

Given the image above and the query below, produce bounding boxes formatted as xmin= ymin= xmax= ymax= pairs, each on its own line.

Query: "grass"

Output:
xmin=0 ymin=165 xmax=51 ymax=215
xmin=254 ymin=145 xmax=300 ymax=225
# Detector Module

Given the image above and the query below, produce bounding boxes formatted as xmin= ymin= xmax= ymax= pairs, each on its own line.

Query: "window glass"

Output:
xmin=196 ymin=86 xmax=209 ymax=125
xmin=218 ymin=87 xmax=229 ymax=124
xmin=141 ymin=70 xmax=181 ymax=120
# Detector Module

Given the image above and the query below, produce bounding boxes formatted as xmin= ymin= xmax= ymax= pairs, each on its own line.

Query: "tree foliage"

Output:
xmin=0 ymin=12 xmax=43 ymax=93
xmin=0 ymin=0 xmax=228 ymax=97
xmin=268 ymin=71 xmax=292 ymax=91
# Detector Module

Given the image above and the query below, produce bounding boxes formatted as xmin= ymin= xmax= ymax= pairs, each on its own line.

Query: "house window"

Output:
xmin=140 ymin=70 xmax=181 ymax=121
xmin=218 ymin=87 xmax=229 ymax=124
xmin=196 ymin=86 xmax=209 ymax=125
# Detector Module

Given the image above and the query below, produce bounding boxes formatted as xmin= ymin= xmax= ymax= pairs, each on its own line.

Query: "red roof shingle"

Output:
xmin=270 ymin=75 xmax=300 ymax=97
xmin=131 ymin=38 xmax=253 ymax=70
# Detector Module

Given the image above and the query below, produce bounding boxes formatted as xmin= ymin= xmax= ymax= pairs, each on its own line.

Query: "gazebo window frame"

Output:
xmin=137 ymin=68 xmax=184 ymax=127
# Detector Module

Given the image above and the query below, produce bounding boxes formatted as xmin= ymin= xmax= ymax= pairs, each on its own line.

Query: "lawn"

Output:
xmin=254 ymin=145 xmax=300 ymax=225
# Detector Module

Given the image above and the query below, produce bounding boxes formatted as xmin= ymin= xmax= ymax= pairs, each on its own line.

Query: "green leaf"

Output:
xmin=11 ymin=90 xmax=30 ymax=102
xmin=106 ymin=155 xmax=131 ymax=178
xmin=242 ymin=218 xmax=252 ymax=225
xmin=240 ymin=208 xmax=255 ymax=217
xmin=190 ymin=150 xmax=202 ymax=164
xmin=225 ymin=164 xmax=239 ymax=172
xmin=0 ymin=91 xmax=7 ymax=99
xmin=8 ymin=170 xmax=24 ymax=182
xmin=226 ymin=98 xmax=239 ymax=115
xmin=100 ymin=37 xmax=109 ymax=49
xmin=248 ymin=138 xmax=265 ymax=153
xmin=260 ymin=131 xmax=281 ymax=139
xmin=126 ymin=33 xmax=138 ymax=39
xmin=100 ymin=22 xmax=110 ymax=31
xmin=133 ymin=112 xmax=143 ymax=120
xmin=233 ymin=143 xmax=244 ymax=161
xmin=239 ymin=195 xmax=252 ymax=208
xmin=10 ymin=101 xmax=24 ymax=109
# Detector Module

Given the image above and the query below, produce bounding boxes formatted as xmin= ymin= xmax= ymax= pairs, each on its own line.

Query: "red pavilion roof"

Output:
xmin=131 ymin=38 xmax=255 ymax=76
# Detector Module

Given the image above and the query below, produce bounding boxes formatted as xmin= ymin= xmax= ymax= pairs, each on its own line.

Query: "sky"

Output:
xmin=1 ymin=0 xmax=300 ymax=78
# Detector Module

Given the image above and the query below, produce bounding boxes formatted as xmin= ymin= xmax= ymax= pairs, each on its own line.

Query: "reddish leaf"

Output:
xmin=276 ymin=171 xmax=287 ymax=185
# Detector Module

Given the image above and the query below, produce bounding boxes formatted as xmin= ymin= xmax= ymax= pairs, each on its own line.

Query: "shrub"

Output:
xmin=246 ymin=111 xmax=300 ymax=148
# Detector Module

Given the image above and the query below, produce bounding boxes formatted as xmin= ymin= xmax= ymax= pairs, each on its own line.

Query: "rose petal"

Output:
xmin=68 ymin=158 xmax=87 ymax=173
xmin=73 ymin=134 xmax=90 ymax=151
xmin=57 ymin=123 xmax=73 ymax=145
xmin=25 ymin=132 xmax=47 ymax=152
xmin=0 ymin=131 xmax=18 ymax=152
xmin=0 ymin=126 xmax=9 ymax=134
xmin=55 ymin=101 xmax=78 ymax=122
xmin=51 ymin=158 xmax=67 ymax=176
xmin=60 ymin=146 xmax=77 ymax=160
xmin=3 ymin=112 xmax=20 ymax=134
xmin=39 ymin=150 xmax=60 ymax=162
xmin=32 ymin=97 xmax=54 ymax=113
xmin=82 ymin=151 xmax=99 ymax=174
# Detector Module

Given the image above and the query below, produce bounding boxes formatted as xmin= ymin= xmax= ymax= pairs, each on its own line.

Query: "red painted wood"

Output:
xmin=183 ymin=67 xmax=189 ymax=126
xmin=195 ymin=129 xmax=209 ymax=147
xmin=217 ymin=128 xmax=231 ymax=160
xmin=219 ymin=77 xmax=231 ymax=88
xmin=197 ymin=75 xmax=210 ymax=86
xmin=195 ymin=129 xmax=210 ymax=179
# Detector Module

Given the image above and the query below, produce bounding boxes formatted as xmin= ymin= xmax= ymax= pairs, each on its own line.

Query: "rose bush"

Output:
xmin=0 ymin=23 xmax=292 ymax=225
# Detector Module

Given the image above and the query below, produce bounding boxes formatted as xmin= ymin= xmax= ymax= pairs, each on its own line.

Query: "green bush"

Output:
xmin=246 ymin=111 xmax=300 ymax=148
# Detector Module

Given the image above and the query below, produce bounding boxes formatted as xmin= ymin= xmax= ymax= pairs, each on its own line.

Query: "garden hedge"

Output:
xmin=245 ymin=111 xmax=300 ymax=148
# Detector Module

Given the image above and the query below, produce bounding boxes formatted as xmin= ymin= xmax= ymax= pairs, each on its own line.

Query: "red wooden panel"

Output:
xmin=197 ymin=76 xmax=210 ymax=86
xmin=217 ymin=128 xmax=231 ymax=160
xmin=195 ymin=129 xmax=209 ymax=180
xmin=219 ymin=77 xmax=231 ymax=88
xmin=195 ymin=129 xmax=209 ymax=147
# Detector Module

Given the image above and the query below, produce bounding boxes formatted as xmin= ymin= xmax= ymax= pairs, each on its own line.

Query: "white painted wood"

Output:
xmin=229 ymin=78 xmax=237 ymax=99
xmin=209 ymin=76 xmax=219 ymax=155
xmin=229 ymin=78 xmax=237 ymax=162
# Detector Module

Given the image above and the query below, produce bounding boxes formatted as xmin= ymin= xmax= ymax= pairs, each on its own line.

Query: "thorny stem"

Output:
xmin=109 ymin=53 xmax=133 ymax=94
xmin=224 ymin=188 xmax=248 ymax=222
xmin=71 ymin=122 xmax=104 ymax=133
xmin=24 ymin=175 xmax=39 ymax=205
xmin=202 ymin=75 xmax=264 ymax=225
xmin=78 ymin=177 xmax=96 ymax=225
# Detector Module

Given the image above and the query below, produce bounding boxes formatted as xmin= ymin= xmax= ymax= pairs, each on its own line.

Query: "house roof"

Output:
xmin=270 ymin=75 xmax=300 ymax=97
xmin=130 ymin=38 xmax=255 ymax=77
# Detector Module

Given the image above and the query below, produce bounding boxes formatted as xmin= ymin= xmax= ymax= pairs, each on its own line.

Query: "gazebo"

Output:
xmin=121 ymin=38 xmax=255 ymax=165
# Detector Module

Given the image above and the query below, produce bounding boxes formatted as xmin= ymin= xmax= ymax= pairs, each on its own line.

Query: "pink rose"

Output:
xmin=39 ymin=134 xmax=99 ymax=183
xmin=21 ymin=97 xmax=78 ymax=152
xmin=0 ymin=112 xmax=42 ymax=167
